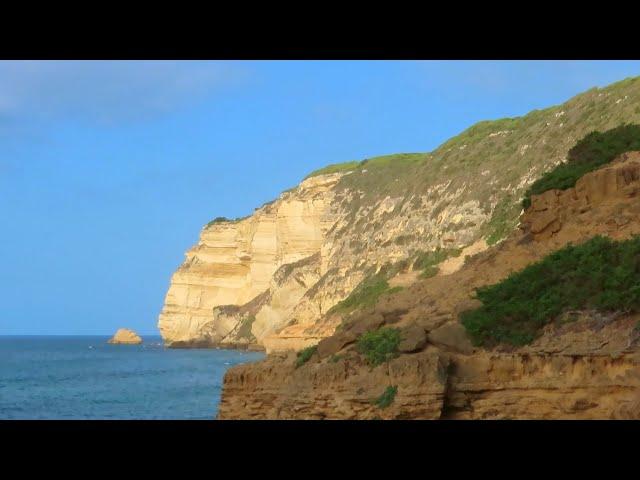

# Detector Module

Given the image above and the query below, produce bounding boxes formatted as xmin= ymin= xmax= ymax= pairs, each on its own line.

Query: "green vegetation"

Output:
xmin=374 ymin=386 xmax=398 ymax=409
xmin=460 ymin=235 xmax=640 ymax=347
xmin=206 ymin=216 xmax=230 ymax=227
xmin=236 ymin=315 xmax=256 ymax=341
xmin=356 ymin=327 xmax=401 ymax=366
xmin=295 ymin=345 xmax=317 ymax=368
xmin=325 ymin=77 xmax=640 ymax=247
xmin=484 ymin=195 xmax=520 ymax=245
xmin=205 ymin=214 xmax=251 ymax=228
xmin=304 ymin=161 xmax=361 ymax=179
xmin=413 ymin=247 xmax=462 ymax=278
xmin=328 ymin=271 xmax=403 ymax=316
xmin=329 ymin=354 xmax=343 ymax=363
xmin=522 ymin=124 xmax=640 ymax=209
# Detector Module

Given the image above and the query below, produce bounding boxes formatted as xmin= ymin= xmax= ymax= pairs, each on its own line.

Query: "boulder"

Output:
xmin=108 ymin=328 xmax=142 ymax=345
xmin=346 ymin=312 xmax=385 ymax=337
xmin=398 ymin=325 xmax=427 ymax=353
xmin=427 ymin=322 xmax=474 ymax=354
xmin=316 ymin=331 xmax=357 ymax=358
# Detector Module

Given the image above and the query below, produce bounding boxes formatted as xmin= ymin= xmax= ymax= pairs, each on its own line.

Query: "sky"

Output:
xmin=1 ymin=60 xmax=640 ymax=335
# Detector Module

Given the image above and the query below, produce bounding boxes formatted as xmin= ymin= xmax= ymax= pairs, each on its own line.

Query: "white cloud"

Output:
xmin=0 ymin=60 xmax=245 ymax=125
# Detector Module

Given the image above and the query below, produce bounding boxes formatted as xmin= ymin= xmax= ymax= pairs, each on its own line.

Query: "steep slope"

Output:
xmin=159 ymin=76 xmax=640 ymax=350
xmin=218 ymin=152 xmax=640 ymax=419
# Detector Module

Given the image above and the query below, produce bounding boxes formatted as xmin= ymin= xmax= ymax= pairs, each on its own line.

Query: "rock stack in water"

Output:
xmin=108 ymin=328 xmax=143 ymax=345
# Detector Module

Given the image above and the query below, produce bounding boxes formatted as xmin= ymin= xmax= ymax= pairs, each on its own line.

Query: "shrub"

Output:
xmin=295 ymin=345 xmax=317 ymax=368
xmin=460 ymin=235 xmax=640 ymax=347
xmin=206 ymin=216 xmax=230 ymax=227
xmin=522 ymin=124 xmax=640 ymax=209
xmin=374 ymin=386 xmax=398 ymax=409
xmin=329 ymin=354 xmax=343 ymax=363
xmin=328 ymin=273 xmax=402 ymax=316
xmin=485 ymin=195 xmax=519 ymax=245
xmin=236 ymin=315 xmax=256 ymax=341
xmin=413 ymin=247 xmax=462 ymax=278
xmin=205 ymin=215 xmax=250 ymax=228
xmin=357 ymin=327 xmax=401 ymax=366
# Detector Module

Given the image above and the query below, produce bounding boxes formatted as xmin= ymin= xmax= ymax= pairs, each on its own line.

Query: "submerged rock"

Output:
xmin=108 ymin=328 xmax=142 ymax=345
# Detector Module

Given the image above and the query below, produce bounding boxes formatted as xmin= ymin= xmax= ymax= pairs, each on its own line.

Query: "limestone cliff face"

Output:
xmin=158 ymin=173 xmax=342 ymax=347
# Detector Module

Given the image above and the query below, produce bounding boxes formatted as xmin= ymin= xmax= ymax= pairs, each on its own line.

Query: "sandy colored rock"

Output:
xmin=427 ymin=322 xmax=474 ymax=354
xmin=108 ymin=328 xmax=142 ymax=345
xmin=398 ymin=325 xmax=427 ymax=353
xmin=158 ymin=173 xmax=343 ymax=348
xmin=218 ymin=154 xmax=640 ymax=419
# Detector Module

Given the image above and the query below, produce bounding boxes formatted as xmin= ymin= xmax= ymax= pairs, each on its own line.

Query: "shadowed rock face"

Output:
xmin=218 ymin=154 xmax=640 ymax=420
xmin=108 ymin=328 xmax=142 ymax=345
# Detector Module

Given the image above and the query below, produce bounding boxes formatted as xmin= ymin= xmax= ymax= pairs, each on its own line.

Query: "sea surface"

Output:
xmin=0 ymin=336 xmax=264 ymax=419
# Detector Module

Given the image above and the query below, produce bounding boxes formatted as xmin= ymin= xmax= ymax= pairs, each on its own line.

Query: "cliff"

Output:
xmin=158 ymin=173 xmax=342 ymax=347
xmin=159 ymin=76 xmax=640 ymax=352
xmin=218 ymin=153 xmax=640 ymax=419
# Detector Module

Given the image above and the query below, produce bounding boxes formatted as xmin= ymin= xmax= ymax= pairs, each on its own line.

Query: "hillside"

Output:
xmin=159 ymin=76 xmax=640 ymax=353
xmin=218 ymin=150 xmax=640 ymax=419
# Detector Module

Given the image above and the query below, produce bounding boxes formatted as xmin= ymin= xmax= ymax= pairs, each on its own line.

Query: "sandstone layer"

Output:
xmin=108 ymin=328 xmax=142 ymax=345
xmin=218 ymin=153 xmax=640 ymax=419
xmin=158 ymin=173 xmax=342 ymax=348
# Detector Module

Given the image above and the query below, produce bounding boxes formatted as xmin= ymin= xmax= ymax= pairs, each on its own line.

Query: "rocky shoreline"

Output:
xmin=166 ymin=340 xmax=265 ymax=351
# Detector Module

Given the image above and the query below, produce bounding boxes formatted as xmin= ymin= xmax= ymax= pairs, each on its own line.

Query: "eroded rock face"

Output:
xmin=108 ymin=328 xmax=142 ymax=345
xmin=218 ymin=154 xmax=640 ymax=419
xmin=521 ymin=152 xmax=640 ymax=241
xmin=218 ymin=311 xmax=640 ymax=420
xmin=158 ymin=174 xmax=342 ymax=347
xmin=158 ymin=165 xmax=500 ymax=350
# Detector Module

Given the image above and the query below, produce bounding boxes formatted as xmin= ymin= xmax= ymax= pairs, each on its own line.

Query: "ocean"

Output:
xmin=0 ymin=336 xmax=264 ymax=420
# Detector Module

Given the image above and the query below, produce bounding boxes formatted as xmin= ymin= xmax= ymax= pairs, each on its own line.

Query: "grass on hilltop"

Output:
xmin=304 ymin=161 xmax=361 ymax=179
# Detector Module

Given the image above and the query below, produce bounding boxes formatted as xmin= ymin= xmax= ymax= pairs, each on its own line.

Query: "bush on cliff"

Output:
xmin=413 ymin=247 xmax=462 ymax=278
xmin=522 ymin=124 xmax=640 ymax=209
xmin=328 ymin=272 xmax=403 ymax=316
xmin=460 ymin=235 xmax=640 ymax=347
xmin=374 ymin=386 xmax=398 ymax=409
xmin=295 ymin=345 xmax=317 ymax=368
xmin=357 ymin=327 xmax=401 ymax=366
xmin=206 ymin=216 xmax=230 ymax=227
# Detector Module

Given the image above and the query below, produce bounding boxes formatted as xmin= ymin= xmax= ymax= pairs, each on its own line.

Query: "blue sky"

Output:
xmin=2 ymin=60 xmax=640 ymax=335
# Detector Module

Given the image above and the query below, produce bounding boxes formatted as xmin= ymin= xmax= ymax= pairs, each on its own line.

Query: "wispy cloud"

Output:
xmin=0 ymin=60 xmax=245 ymax=125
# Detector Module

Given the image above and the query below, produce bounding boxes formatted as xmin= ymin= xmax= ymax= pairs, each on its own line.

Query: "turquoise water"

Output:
xmin=0 ymin=336 xmax=264 ymax=419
